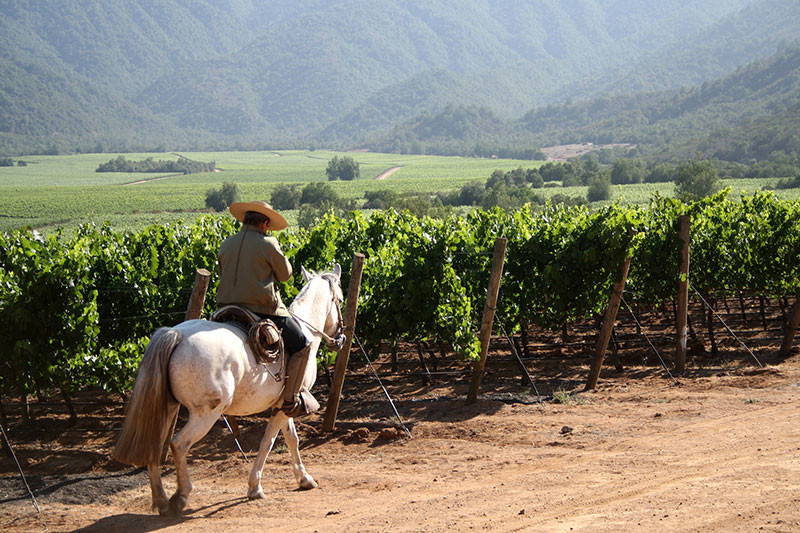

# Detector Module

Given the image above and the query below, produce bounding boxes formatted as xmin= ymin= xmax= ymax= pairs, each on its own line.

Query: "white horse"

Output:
xmin=114 ymin=265 xmax=343 ymax=516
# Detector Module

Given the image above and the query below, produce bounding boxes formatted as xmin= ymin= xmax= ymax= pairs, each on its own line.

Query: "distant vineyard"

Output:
xmin=1 ymin=191 xmax=798 ymax=404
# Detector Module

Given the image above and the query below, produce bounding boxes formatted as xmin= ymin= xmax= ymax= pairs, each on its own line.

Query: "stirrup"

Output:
xmin=281 ymin=391 xmax=320 ymax=418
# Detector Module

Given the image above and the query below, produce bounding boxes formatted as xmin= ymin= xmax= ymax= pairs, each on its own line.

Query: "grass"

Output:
xmin=552 ymin=389 xmax=590 ymax=405
xmin=2 ymin=150 xmax=799 ymax=234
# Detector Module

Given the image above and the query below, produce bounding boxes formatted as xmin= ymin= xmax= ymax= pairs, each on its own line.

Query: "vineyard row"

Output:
xmin=1 ymin=189 xmax=798 ymax=402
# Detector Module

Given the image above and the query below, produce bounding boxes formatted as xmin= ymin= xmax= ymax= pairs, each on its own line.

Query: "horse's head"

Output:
xmin=299 ymin=264 xmax=344 ymax=346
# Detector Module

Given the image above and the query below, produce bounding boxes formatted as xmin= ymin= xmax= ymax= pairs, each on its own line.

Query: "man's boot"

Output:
xmin=281 ymin=343 xmax=320 ymax=417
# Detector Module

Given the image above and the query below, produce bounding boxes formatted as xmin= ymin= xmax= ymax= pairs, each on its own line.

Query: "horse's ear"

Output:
xmin=332 ymin=263 xmax=341 ymax=279
xmin=301 ymin=265 xmax=312 ymax=281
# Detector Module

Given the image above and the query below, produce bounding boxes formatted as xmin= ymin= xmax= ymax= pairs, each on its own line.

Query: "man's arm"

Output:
xmin=264 ymin=236 xmax=292 ymax=282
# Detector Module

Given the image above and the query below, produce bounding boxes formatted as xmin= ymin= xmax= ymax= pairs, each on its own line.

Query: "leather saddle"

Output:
xmin=210 ymin=305 xmax=284 ymax=365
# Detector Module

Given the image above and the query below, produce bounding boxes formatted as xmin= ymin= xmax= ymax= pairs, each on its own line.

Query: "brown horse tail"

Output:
xmin=113 ymin=327 xmax=183 ymax=467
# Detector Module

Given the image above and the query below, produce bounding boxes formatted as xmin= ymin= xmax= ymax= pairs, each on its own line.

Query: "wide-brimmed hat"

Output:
xmin=229 ymin=201 xmax=287 ymax=231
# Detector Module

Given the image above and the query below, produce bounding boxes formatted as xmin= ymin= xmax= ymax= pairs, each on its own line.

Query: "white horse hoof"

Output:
xmin=248 ymin=488 xmax=266 ymax=500
xmin=299 ymin=477 xmax=318 ymax=490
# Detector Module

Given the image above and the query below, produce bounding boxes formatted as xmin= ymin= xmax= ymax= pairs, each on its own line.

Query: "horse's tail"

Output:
xmin=114 ymin=327 xmax=183 ymax=467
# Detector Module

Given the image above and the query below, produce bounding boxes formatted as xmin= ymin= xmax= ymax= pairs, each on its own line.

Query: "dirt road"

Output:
xmin=375 ymin=166 xmax=401 ymax=180
xmin=2 ymin=354 xmax=799 ymax=532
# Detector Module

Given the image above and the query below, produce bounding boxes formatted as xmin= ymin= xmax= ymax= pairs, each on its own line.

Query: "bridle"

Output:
xmin=289 ymin=274 xmax=346 ymax=349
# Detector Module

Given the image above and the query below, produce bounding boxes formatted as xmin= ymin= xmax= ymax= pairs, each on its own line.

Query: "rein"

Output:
xmin=290 ymin=275 xmax=345 ymax=349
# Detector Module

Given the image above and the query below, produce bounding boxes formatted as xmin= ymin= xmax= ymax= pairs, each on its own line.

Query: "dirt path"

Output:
xmin=2 ymin=356 xmax=800 ymax=532
xmin=375 ymin=166 xmax=401 ymax=180
xmin=541 ymin=143 xmax=636 ymax=161
xmin=122 ymin=173 xmax=182 ymax=186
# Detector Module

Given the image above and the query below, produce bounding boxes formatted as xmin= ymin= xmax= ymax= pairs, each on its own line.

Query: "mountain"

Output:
xmin=144 ymin=0 xmax=756 ymax=142
xmin=0 ymin=0 xmax=790 ymax=154
xmin=367 ymin=45 xmax=800 ymax=162
xmin=520 ymin=45 xmax=800 ymax=148
xmin=555 ymin=0 xmax=800 ymax=100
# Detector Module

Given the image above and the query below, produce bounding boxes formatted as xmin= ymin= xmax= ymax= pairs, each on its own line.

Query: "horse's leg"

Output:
xmin=247 ymin=411 xmax=288 ymax=500
xmin=283 ymin=417 xmax=317 ymax=490
xmin=147 ymin=463 xmax=169 ymax=515
xmin=168 ymin=409 xmax=220 ymax=516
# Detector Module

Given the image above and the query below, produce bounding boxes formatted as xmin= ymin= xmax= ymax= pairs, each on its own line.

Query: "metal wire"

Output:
xmin=353 ymin=335 xmax=412 ymax=438
xmin=620 ymin=296 xmax=679 ymax=385
xmin=689 ymin=283 xmax=764 ymax=368
xmin=496 ymin=322 xmax=545 ymax=407
xmin=220 ymin=414 xmax=249 ymax=462
xmin=0 ymin=423 xmax=40 ymax=514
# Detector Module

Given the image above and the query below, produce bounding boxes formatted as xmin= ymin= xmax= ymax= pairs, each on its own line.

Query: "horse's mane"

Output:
xmin=291 ymin=269 xmax=342 ymax=310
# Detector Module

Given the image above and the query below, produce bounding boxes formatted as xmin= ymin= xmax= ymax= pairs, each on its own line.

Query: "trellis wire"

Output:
xmin=496 ymin=321 xmax=545 ymax=407
xmin=689 ymin=282 xmax=764 ymax=368
xmin=0 ymin=422 xmax=40 ymax=514
xmin=221 ymin=414 xmax=249 ymax=462
xmin=620 ymin=295 xmax=679 ymax=385
xmin=353 ymin=335 xmax=412 ymax=438
xmin=98 ymin=310 xmax=186 ymax=323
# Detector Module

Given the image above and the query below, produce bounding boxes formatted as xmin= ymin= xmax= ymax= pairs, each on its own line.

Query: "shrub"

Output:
xmin=645 ymin=163 xmax=675 ymax=183
xmin=364 ymin=189 xmax=399 ymax=209
xmin=610 ymin=158 xmax=646 ymax=184
xmin=674 ymin=160 xmax=719 ymax=200
xmin=205 ymin=182 xmax=240 ymax=212
xmin=325 ymin=155 xmax=360 ymax=181
xmin=587 ymin=177 xmax=611 ymax=202
xmin=271 ymin=184 xmax=302 ymax=210
xmin=301 ymin=182 xmax=339 ymax=207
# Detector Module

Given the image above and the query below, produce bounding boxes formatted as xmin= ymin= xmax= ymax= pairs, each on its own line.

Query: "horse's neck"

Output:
xmin=290 ymin=278 xmax=329 ymax=331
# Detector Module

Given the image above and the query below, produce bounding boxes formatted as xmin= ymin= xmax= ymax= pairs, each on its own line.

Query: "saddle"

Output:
xmin=210 ymin=305 xmax=284 ymax=365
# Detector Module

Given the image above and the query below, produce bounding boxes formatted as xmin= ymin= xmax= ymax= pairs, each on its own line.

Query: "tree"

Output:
xmin=674 ymin=160 xmax=719 ymax=200
xmin=205 ymin=182 xmax=240 ymax=212
xmin=300 ymin=182 xmax=339 ymax=207
xmin=645 ymin=162 xmax=675 ymax=183
xmin=526 ymin=168 xmax=543 ymax=188
xmin=363 ymin=190 xmax=399 ymax=209
xmin=220 ymin=182 xmax=240 ymax=206
xmin=326 ymin=155 xmax=360 ymax=181
xmin=587 ymin=177 xmax=611 ymax=202
xmin=458 ymin=181 xmax=485 ymax=205
xmin=271 ymin=184 xmax=302 ymax=210
xmin=610 ymin=158 xmax=646 ymax=184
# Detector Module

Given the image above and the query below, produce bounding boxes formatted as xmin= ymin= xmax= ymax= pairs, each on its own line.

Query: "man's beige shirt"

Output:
xmin=216 ymin=224 xmax=292 ymax=316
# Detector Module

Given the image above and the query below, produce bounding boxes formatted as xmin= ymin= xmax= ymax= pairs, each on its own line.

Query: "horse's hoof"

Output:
xmin=248 ymin=488 xmax=266 ymax=500
xmin=299 ymin=477 xmax=318 ymax=490
xmin=168 ymin=493 xmax=188 ymax=516
xmin=153 ymin=499 xmax=170 ymax=516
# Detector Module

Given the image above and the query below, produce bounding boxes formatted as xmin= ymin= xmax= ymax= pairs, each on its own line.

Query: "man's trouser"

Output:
xmin=255 ymin=313 xmax=319 ymax=417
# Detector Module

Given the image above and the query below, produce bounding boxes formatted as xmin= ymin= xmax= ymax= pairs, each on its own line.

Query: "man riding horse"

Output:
xmin=216 ymin=200 xmax=316 ymax=417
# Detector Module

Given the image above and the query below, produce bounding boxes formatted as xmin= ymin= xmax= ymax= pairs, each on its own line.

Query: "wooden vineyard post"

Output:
xmin=675 ymin=215 xmax=690 ymax=373
xmin=467 ymin=237 xmax=507 ymax=404
xmin=322 ymin=253 xmax=365 ymax=433
xmin=585 ymin=254 xmax=633 ymax=391
xmin=185 ymin=268 xmax=211 ymax=320
xmin=779 ymin=293 xmax=800 ymax=358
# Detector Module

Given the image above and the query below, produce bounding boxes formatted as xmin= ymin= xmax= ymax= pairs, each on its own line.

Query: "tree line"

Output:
xmin=96 ymin=155 xmax=216 ymax=174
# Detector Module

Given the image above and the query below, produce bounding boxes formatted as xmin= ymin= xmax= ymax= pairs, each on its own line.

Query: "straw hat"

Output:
xmin=229 ymin=201 xmax=287 ymax=231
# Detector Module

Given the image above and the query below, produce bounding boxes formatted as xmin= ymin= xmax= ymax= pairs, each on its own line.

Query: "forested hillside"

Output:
xmin=519 ymin=46 xmax=800 ymax=150
xmin=1 ymin=0 xmax=774 ymax=154
xmin=558 ymin=0 xmax=800 ymax=100
xmin=365 ymin=45 xmax=800 ymax=161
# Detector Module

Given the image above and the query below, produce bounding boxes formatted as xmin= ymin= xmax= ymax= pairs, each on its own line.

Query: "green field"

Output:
xmin=1 ymin=150 xmax=798 ymax=234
